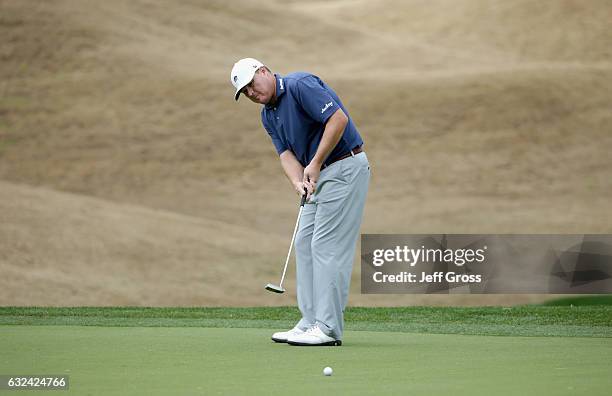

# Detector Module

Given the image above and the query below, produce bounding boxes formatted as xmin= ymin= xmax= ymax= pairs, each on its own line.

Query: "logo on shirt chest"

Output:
xmin=321 ymin=102 xmax=333 ymax=114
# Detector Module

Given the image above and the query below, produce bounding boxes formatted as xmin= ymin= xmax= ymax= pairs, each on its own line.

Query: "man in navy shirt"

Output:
xmin=231 ymin=58 xmax=370 ymax=346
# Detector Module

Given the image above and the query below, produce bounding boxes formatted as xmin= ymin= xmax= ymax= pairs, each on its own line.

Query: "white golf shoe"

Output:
xmin=287 ymin=325 xmax=342 ymax=346
xmin=271 ymin=326 xmax=305 ymax=343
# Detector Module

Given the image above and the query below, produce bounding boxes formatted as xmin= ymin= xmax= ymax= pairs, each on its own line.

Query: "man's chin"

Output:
xmin=248 ymin=95 xmax=269 ymax=105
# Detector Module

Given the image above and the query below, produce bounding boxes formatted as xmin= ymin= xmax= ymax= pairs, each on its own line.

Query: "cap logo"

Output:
xmin=233 ymin=75 xmax=238 ymax=83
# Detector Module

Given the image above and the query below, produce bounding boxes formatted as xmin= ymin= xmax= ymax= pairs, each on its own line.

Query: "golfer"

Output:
xmin=231 ymin=58 xmax=370 ymax=346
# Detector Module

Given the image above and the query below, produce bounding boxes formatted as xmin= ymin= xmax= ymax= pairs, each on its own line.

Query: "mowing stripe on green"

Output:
xmin=541 ymin=295 xmax=612 ymax=306
xmin=1 ymin=306 xmax=610 ymax=337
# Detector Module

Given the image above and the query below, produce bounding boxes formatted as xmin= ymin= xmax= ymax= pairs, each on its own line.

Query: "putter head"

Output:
xmin=265 ymin=283 xmax=285 ymax=294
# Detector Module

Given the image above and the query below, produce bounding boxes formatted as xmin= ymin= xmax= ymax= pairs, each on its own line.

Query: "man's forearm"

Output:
xmin=310 ymin=108 xmax=349 ymax=167
xmin=279 ymin=150 xmax=304 ymax=185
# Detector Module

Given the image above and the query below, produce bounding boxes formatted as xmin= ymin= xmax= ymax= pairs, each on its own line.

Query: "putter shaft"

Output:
xmin=267 ymin=192 xmax=307 ymax=293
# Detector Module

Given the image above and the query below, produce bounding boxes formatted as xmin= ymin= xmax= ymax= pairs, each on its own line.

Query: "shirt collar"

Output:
xmin=266 ymin=74 xmax=286 ymax=109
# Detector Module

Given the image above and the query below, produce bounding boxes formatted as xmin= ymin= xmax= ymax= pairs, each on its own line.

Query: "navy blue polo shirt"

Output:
xmin=261 ymin=72 xmax=363 ymax=168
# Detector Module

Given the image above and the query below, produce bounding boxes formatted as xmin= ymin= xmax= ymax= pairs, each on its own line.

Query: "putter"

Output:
xmin=265 ymin=190 xmax=308 ymax=294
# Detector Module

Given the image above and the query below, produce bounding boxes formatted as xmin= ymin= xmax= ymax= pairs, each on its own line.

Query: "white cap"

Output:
xmin=230 ymin=58 xmax=264 ymax=101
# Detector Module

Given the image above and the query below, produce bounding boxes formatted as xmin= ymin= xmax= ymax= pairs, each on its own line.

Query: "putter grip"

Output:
xmin=300 ymin=190 xmax=307 ymax=206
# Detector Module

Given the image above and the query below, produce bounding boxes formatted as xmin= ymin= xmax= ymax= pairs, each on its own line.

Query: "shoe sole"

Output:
xmin=287 ymin=340 xmax=342 ymax=346
xmin=271 ymin=337 xmax=288 ymax=343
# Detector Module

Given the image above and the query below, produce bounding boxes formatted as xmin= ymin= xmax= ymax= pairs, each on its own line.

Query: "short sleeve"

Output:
xmin=261 ymin=111 xmax=288 ymax=155
xmin=295 ymin=76 xmax=340 ymax=124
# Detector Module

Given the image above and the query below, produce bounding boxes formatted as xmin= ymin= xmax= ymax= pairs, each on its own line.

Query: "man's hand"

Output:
xmin=292 ymin=181 xmax=308 ymax=198
xmin=303 ymin=160 xmax=321 ymax=200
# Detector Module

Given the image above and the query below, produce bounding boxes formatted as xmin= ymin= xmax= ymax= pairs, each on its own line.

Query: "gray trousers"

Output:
xmin=294 ymin=152 xmax=370 ymax=340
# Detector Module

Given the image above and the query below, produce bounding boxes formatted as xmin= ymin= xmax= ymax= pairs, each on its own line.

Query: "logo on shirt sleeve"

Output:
xmin=321 ymin=102 xmax=333 ymax=114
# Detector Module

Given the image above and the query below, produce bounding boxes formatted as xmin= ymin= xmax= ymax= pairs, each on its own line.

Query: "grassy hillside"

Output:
xmin=296 ymin=0 xmax=612 ymax=63
xmin=1 ymin=0 xmax=611 ymax=305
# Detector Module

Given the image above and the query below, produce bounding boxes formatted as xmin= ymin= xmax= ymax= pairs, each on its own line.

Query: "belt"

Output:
xmin=321 ymin=145 xmax=363 ymax=169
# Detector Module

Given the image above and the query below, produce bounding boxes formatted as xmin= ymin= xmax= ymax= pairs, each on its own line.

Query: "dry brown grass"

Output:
xmin=1 ymin=0 xmax=611 ymax=306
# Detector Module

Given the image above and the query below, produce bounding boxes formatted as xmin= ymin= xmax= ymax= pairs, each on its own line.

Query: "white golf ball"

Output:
xmin=323 ymin=366 xmax=333 ymax=376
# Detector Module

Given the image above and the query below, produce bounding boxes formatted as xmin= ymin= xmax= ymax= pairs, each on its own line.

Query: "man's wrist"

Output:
xmin=310 ymin=157 xmax=324 ymax=167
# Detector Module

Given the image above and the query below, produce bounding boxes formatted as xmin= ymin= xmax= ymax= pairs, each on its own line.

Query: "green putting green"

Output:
xmin=2 ymin=325 xmax=611 ymax=395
